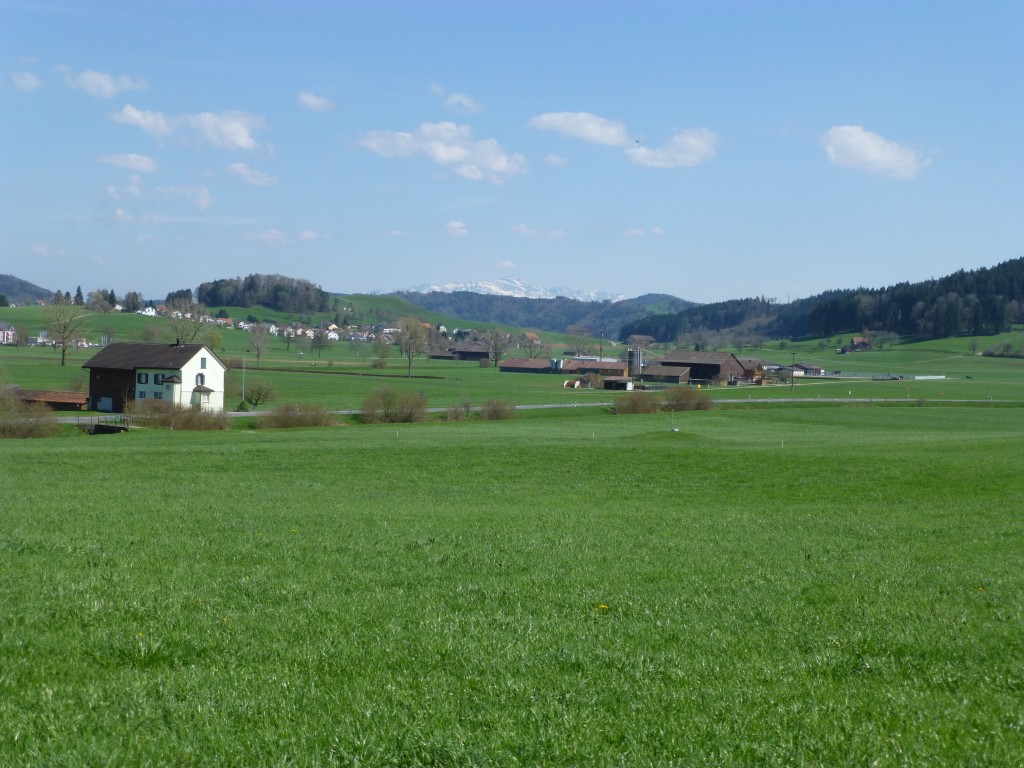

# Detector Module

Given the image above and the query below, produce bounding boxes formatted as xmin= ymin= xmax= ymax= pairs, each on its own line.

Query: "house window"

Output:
xmin=154 ymin=392 xmax=163 ymax=400
xmin=138 ymin=391 xmax=146 ymax=399
xmin=154 ymin=374 xmax=164 ymax=385
xmin=200 ymin=357 xmax=207 ymax=369
xmin=137 ymin=372 xmax=148 ymax=384
xmin=196 ymin=373 xmax=205 ymax=386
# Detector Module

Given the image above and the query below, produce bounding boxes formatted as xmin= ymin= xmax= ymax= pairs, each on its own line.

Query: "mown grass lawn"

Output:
xmin=2 ymin=405 xmax=1023 ymax=765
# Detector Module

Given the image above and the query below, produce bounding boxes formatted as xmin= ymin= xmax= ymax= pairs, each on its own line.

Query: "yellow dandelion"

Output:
xmin=598 ymin=604 xmax=608 ymax=611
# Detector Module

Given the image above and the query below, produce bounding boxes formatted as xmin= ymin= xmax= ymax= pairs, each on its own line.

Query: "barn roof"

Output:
xmin=499 ymin=358 xmax=553 ymax=370
xmin=11 ymin=388 xmax=89 ymax=405
xmin=82 ymin=342 xmax=222 ymax=371
xmin=660 ymin=350 xmax=739 ymax=365
xmin=641 ymin=364 xmax=690 ymax=378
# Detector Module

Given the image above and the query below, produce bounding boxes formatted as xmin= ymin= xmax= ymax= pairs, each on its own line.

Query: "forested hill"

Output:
xmin=0 ymin=274 xmax=51 ymax=306
xmin=394 ymin=291 xmax=694 ymax=337
xmin=620 ymin=257 xmax=1024 ymax=343
xmin=193 ymin=274 xmax=332 ymax=314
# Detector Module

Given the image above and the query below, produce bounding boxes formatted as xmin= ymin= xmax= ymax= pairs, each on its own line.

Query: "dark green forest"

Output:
xmin=620 ymin=257 xmax=1024 ymax=343
xmin=193 ymin=274 xmax=332 ymax=314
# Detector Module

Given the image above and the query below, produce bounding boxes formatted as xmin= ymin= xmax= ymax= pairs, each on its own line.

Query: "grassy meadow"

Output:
xmin=2 ymin=405 xmax=1023 ymax=765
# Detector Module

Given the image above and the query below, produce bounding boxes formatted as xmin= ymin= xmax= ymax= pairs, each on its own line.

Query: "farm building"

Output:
xmin=561 ymin=359 xmax=629 ymax=377
xmin=655 ymin=351 xmax=745 ymax=384
xmin=7 ymin=388 xmax=89 ymax=411
xmin=499 ymin=358 xmax=558 ymax=373
xmin=638 ymin=364 xmax=690 ymax=385
xmin=82 ymin=342 xmax=227 ymax=413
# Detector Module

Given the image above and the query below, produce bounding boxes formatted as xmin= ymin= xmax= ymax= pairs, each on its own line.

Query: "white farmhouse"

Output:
xmin=82 ymin=342 xmax=228 ymax=412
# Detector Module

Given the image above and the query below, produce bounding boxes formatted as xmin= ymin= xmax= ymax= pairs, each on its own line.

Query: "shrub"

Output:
xmin=261 ymin=403 xmax=334 ymax=428
xmin=480 ymin=399 xmax=515 ymax=420
xmin=662 ymin=386 xmax=713 ymax=412
xmin=237 ymin=400 xmax=251 ymax=412
xmin=445 ymin=405 xmax=466 ymax=422
xmin=614 ymin=391 xmax=663 ymax=414
xmin=362 ymin=387 xmax=425 ymax=423
xmin=125 ymin=400 xmax=228 ymax=430
xmin=0 ymin=394 xmax=60 ymax=438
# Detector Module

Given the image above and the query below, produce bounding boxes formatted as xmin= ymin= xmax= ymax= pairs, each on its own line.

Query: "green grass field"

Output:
xmin=2 ymin=405 xmax=1023 ymax=765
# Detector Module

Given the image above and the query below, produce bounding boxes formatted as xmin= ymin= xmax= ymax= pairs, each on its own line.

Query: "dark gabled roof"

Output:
xmin=82 ymin=342 xmax=222 ymax=371
xmin=499 ymin=358 xmax=553 ymax=370
xmin=660 ymin=350 xmax=740 ymax=366
xmin=641 ymin=364 xmax=690 ymax=378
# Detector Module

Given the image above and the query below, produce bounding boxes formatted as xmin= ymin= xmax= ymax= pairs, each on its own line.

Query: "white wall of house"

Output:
xmin=132 ymin=347 xmax=227 ymax=412
xmin=180 ymin=349 xmax=226 ymax=411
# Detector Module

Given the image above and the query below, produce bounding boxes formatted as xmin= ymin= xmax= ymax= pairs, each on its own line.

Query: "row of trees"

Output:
xmin=49 ymin=287 xmax=145 ymax=313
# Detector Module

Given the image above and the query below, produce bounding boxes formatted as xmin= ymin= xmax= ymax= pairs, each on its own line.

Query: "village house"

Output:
xmin=82 ymin=342 xmax=228 ymax=413
xmin=0 ymin=321 xmax=16 ymax=345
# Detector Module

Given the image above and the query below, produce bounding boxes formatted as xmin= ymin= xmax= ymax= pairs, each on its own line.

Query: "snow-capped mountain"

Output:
xmin=405 ymin=276 xmax=625 ymax=303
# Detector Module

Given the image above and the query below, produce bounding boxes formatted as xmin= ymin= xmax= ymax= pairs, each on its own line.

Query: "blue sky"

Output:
xmin=2 ymin=0 xmax=1022 ymax=304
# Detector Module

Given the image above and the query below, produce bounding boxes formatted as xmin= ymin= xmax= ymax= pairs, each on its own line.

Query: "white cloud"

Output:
xmin=360 ymin=121 xmax=526 ymax=184
xmin=114 ymin=208 xmax=133 ymax=221
xmin=112 ymin=104 xmax=266 ymax=150
xmin=444 ymin=92 xmax=482 ymax=114
xmin=498 ymin=260 xmax=516 ymax=269
xmin=298 ymin=90 xmax=334 ymax=112
xmin=298 ymin=229 xmax=326 ymax=241
xmin=157 ymin=184 xmax=213 ymax=211
xmin=625 ymin=226 xmax=665 ymax=237
xmin=11 ymin=72 xmax=42 ymax=91
xmin=821 ymin=125 xmax=928 ymax=180
xmin=528 ymin=111 xmax=630 ymax=146
xmin=247 ymin=228 xmax=287 ymax=244
xmin=103 ymin=175 xmax=142 ymax=201
xmin=625 ymin=129 xmax=718 ymax=168
xmin=55 ymin=66 xmax=146 ymax=98
xmin=185 ymin=110 xmax=266 ymax=150
xmin=112 ymin=104 xmax=173 ymax=139
xmin=446 ymin=220 xmax=468 ymax=238
xmin=543 ymin=154 xmax=568 ymax=166
xmin=226 ymin=162 xmax=276 ymax=187
xmin=98 ymin=153 xmax=157 ymax=173
xmin=513 ymin=224 xmax=566 ymax=240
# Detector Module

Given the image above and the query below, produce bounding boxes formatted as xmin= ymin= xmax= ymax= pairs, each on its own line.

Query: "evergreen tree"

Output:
xmin=74 ymin=286 xmax=84 ymax=305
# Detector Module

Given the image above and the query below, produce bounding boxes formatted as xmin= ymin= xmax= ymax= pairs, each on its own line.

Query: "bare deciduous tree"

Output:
xmin=167 ymin=299 xmax=209 ymax=344
xmin=371 ymin=334 xmax=390 ymax=368
xmin=245 ymin=380 xmax=275 ymax=410
xmin=520 ymin=331 xmax=547 ymax=359
xmin=396 ymin=317 xmax=428 ymax=377
xmin=249 ymin=323 xmax=269 ymax=367
xmin=486 ymin=328 xmax=513 ymax=367
xmin=48 ymin=294 xmax=89 ymax=367
xmin=567 ymin=324 xmax=592 ymax=356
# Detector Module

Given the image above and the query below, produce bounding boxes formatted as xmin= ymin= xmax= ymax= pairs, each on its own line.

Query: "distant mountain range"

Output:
xmin=404 ymin=276 xmax=626 ymax=303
